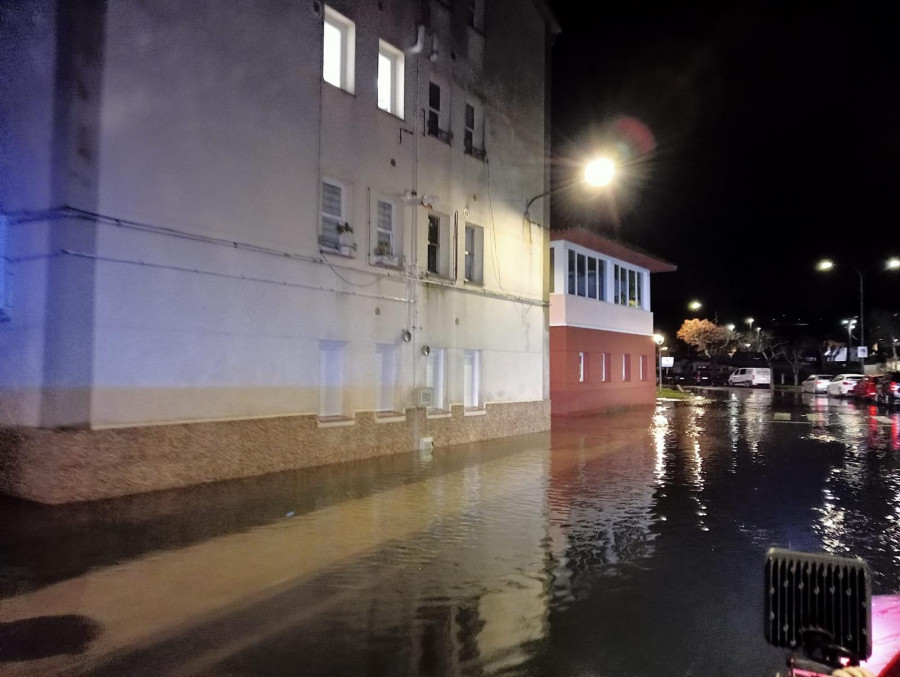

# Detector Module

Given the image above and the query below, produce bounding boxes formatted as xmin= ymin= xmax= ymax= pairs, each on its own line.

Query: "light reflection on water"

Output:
xmin=4 ymin=393 xmax=900 ymax=675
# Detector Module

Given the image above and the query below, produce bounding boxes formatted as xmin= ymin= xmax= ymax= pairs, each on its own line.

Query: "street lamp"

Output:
xmin=726 ymin=323 xmax=736 ymax=331
xmin=653 ymin=333 xmax=665 ymax=392
xmin=688 ymin=300 xmax=702 ymax=312
xmin=746 ymin=317 xmax=754 ymax=331
xmin=524 ymin=156 xmax=616 ymax=220
xmin=816 ymin=257 xmax=900 ymax=351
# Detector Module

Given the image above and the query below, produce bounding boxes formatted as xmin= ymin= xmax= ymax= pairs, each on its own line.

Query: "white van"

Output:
xmin=728 ymin=367 xmax=772 ymax=388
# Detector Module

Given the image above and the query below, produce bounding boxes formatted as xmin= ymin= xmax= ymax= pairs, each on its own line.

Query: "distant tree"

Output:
xmin=676 ymin=319 xmax=735 ymax=361
xmin=754 ymin=329 xmax=786 ymax=390
xmin=774 ymin=335 xmax=818 ymax=385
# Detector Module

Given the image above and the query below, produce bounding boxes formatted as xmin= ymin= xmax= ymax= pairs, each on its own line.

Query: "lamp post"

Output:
xmin=841 ymin=318 xmax=858 ymax=365
xmin=653 ymin=333 xmax=665 ymax=392
xmin=816 ymin=257 xmax=900 ymax=354
xmin=524 ymin=156 xmax=616 ymax=221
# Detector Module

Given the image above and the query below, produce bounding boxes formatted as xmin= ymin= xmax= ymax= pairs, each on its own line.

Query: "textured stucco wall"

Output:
xmin=0 ymin=399 xmax=549 ymax=504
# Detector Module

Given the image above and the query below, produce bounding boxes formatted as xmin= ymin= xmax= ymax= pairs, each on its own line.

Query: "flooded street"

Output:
xmin=3 ymin=390 xmax=900 ymax=676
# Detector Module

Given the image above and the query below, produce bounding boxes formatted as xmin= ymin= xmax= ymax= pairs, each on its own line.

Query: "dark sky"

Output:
xmin=547 ymin=1 xmax=900 ymax=340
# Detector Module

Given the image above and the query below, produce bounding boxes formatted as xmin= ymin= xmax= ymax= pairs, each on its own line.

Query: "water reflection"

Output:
xmin=4 ymin=393 xmax=900 ymax=675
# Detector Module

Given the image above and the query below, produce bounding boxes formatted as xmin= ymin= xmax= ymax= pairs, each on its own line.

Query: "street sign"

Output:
xmin=661 ymin=356 xmax=674 ymax=368
xmin=857 ymin=346 xmax=868 ymax=359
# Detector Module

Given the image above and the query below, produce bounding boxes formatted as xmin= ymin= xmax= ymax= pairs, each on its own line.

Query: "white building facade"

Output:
xmin=0 ymin=0 xmax=559 ymax=503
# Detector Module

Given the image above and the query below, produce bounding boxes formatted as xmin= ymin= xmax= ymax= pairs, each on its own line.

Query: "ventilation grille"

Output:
xmin=764 ymin=548 xmax=872 ymax=661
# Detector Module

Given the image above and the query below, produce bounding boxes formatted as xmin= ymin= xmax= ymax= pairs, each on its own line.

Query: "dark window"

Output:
xmin=427 ymin=215 xmax=440 ymax=274
xmin=428 ymin=82 xmax=440 ymax=137
xmin=568 ymin=249 xmax=576 ymax=295
xmin=576 ymin=253 xmax=586 ymax=296
xmin=464 ymin=103 xmax=475 ymax=154
xmin=587 ymin=257 xmax=597 ymax=299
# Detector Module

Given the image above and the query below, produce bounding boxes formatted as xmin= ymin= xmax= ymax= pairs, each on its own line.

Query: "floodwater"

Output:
xmin=2 ymin=390 xmax=900 ymax=676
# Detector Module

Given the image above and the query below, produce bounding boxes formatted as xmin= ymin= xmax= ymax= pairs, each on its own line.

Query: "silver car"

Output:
xmin=801 ymin=374 xmax=831 ymax=394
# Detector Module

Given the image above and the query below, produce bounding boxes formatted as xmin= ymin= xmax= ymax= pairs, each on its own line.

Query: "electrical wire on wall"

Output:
xmin=484 ymin=154 xmax=504 ymax=291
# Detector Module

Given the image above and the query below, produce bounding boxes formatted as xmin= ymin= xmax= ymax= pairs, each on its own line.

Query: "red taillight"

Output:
xmin=843 ymin=381 xmax=852 ymax=385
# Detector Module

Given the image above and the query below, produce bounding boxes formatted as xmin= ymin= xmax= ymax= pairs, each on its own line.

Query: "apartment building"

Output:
xmin=0 ymin=0 xmax=559 ymax=502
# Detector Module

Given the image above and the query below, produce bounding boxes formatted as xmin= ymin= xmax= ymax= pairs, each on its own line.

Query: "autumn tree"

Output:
xmin=676 ymin=319 xmax=735 ymax=360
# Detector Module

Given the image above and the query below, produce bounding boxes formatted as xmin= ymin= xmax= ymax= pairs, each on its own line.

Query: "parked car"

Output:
xmin=876 ymin=371 xmax=900 ymax=407
xmin=826 ymin=374 xmax=864 ymax=397
xmin=801 ymin=374 xmax=831 ymax=394
xmin=728 ymin=367 xmax=772 ymax=388
xmin=850 ymin=375 xmax=879 ymax=401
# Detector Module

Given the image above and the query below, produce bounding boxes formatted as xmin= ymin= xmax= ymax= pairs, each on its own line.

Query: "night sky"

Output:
xmin=547 ymin=1 xmax=900 ymax=341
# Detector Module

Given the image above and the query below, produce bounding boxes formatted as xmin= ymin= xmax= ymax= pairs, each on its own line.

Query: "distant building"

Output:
xmin=549 ymin=229 xmax=676 ymax=415
xmin=0 ymin=0 xmax=559 ymax=503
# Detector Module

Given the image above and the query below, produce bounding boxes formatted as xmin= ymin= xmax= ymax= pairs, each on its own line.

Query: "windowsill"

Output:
xmin=426 ymin=409 xmax=452 ymax=419
xmin=377 ymin=106 xmax=405 ymax=122
xmin=375 ymin=411 xmax=406 ymax=423
xmin=463 ymin=407 xmax=486 ymax=417
xmin=423 ymin=271 xmax=455 ymax=283
xmin=463 ymin=279 xmax=484 ymax=288
xmin=323 ymin=80 xmax=355 ymax=98
xmin=320 ymin=245 xmax=357 ymax=259
xmin=425 ymin=129 xmax=452 ymax=146
xmin=317 ymin=415 xmax=355 ymax=428
xmin=464 ymin=148 xmax=487 ymax=162
xmin=371 ymin=256 xmax=403 ymax=270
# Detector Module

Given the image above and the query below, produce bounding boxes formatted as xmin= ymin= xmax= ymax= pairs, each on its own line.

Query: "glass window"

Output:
xmin=568 ymin=249 xmax=576 ymax=295
xmin=576 ymin=253 xmax=586 ymax=296
xmin=628 ymin=269 xmax=637 ymax=307
xmin=579 ymin=352 xmax=585 ymax=383
xmin=323 ymin=6 xmax=355 ymax=94
xmin=598 ymin=259 xmax=605 ymax=300
xmin=427 ymin=214 xmax=440 ymax=274
xmin=549 ymin=246 xmax=555 ymax=293
xmin=619 ymin=266 xmax=627 ymax=305
xmin=428 ymin=82 xmax=441 ymax=137
xmin=375 ymin=200 xmax=393 ymax=257
xmin=377 ymin=40 xmax=404 ymax=117
xmin=464 ymin=224 xmax=484 ymax=284
xmin=636 ymin=271 xmax=643 ymax=308
xmin=613 ymin=264 xmax=620 ymax=304
xmin=320 ymin=180 xmax=343 ymax=250
xmin=587 ymin=257 xmax=598 ymax=299
xmin=465 ymin=103 xmax=475 ymax=154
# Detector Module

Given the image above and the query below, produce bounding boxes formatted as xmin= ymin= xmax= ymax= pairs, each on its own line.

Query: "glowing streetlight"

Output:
xmin=584 ymin=157 xmax=616 ymax=187
xmin=816 ymin=257 xmax=900 ymax=350
xmin=653 ymin=333 xmax=665 ymax=392
xmin=746 ymin=317 xmax=754 ymax=331
xmin=726 ymin=323 xmax=735 ymax=331
xmin=688 ymin=300 xmax=702 ymax=312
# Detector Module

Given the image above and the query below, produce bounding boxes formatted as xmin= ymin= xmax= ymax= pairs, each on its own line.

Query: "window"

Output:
xmin=623 ymin=354 xmax=632 ymax=382
xmin=323 ymin=6 xmax=355 ymax=94
xmin=375 ymin=199 xmax=395 ymax=259
xmin=612 ymin=263 xmax=645 ymax=308
xmin=320 ymin=180 xmax=345 ymax=251
xmin=425 ymin=347 xmax=447 ymax=410
xmin=640 ymin=355 xmax=648 ymax=381
xmin=578 ymin=352 xmax=586 ymax=383
xmin=549 ymin=245 xmax=555 ymax=293
xmin=464 ymin=224 xmax=483 ymax=284
xmin=427 ymin=80 xmax=450 ymax=142
xmin=426 ymin=213 xmax=451 ymax=277
xmin=602 ymin=353 xmax=611 ymax=382
xmin=464 ymin=102 xmax=484 ymax=158
xmin=377 ymin=40 xmax=404 ymax=117
xmin=565 ymin=247 xmax=605 ymax=300
xmin=376 ymin=344 xmax=397 ymax=412
xmin=319 ymin=341 xmax=345 ymax=417
xmin=464 ymin=349 xmax=482 ymax=409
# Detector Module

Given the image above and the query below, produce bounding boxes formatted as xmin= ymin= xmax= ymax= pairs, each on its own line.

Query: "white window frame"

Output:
xmin=319 ymin=340 xmax=345 ymax=417
xmin=464 ymin=349 xmax=482 ymax=409
xmin=425 ymin=212 xmax=452 ymax=278
xmin=426 ymin=347 xmax=447 ymax=411
xmin=323 ymin=5 xmax=355 ymax=94
xmin=375 ymin=343 xmax=398 ymax=413
xmin=464 ymin=223 xmax=483 ymax=285
xmin=426 ymin=78 xmax=451 ymax=142
xmin=373 ymin=196 xmax=398 ymax=262
xmin=602 ymin=352 xmax=610 ymax=382
xmin=320 ymin=178 xmax=347 ymax=251
xmin=578 ymin=352 xmax=585 ymax=383
xmin=463 ymin=101 xmax=484 ymax=157
xmin=377 ymin=40 xmax=404 ymax=118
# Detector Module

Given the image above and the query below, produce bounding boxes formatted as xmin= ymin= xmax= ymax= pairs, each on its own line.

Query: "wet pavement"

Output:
xmin=2 ymin=389 xmax=900 ymax=676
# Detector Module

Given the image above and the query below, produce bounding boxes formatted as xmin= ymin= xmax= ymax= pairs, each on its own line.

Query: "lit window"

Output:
xmin=464 ymin=349 xmax=482 ymax=409
xmin=464 ymin=223 xmax=483 ymax=284
xmin=319 ymin=341 xmax=345 ymax=417
xmin=376 ymin=344 xmax=397 ymax=412
xmin=323 ymin=6 xmax=355 ymax=94
xmin=377 ymin=40 xmax=404 ymax=117
xmin=425 ymin=347 xmax=447 ymax=411
xmin=374 ymin=199 xmax=395 ymax=261
xmin=320 ymin=180 xmax=346 ymax=251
